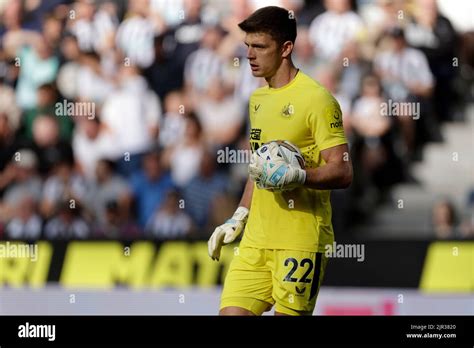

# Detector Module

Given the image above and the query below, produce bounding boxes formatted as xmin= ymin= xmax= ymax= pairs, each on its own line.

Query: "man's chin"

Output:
xmin=251 ymin=70 xmax=265 ymax=78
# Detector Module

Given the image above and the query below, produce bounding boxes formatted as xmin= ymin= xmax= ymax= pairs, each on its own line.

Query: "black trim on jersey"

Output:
xmin=310 ymin=252 xmax=322 ymax=299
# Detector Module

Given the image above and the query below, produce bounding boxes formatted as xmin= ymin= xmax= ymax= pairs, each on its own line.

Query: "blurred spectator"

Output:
xmin=22 ymin=83 xmax=74 ymax=141
xmin=72 ymin=117 xmax=116 ymax=180
xmin=145 ymin=190 xmax=193 ymax=239
xmin=160 ymin=0 xmax=206 ymax=74
xmin=158 ymin=90 xmax=188 ymax=148
xmin=75 ymin=51 xmax=115 ymax=103
xmin=432 ymin=199 xmax=459 ymax=239
xmin=194 ymin=77 xmax=244 ymax=147
xmin=56 ymin=34 xmax=82 ymax=98
xmin=94 ymin=200 xmax=140 ymax=240
xmin=129 ymin=149 xmax=175 ymax=227
xmin=145 ymin=34 xmax=185 ymax=101
xmin=44 ymin=200 xmax=90 ymax=239
xmin=293 ymin=26 xmax=318 ymax=77
xmin=115 ymin=0 xmax=158 ymax=68
xmin=0 ymin=78 xmax=21 ymax=134
xmin=374 ymin=27 xmax=437 ymax=159
xmin=460 ymin=189 xmax=474 ymax=239
xmin=184 ymin=25 xmax=227 ymax=96
xmin=349 ymin=74 xmax=404 ymax=192
xmin=0 ymin=112 xmax=17 ymax=172
xmin=348 ymin=75 xmax=391 ymax=140
xmin=91 ymin=159 xmax=131 ymax=225
xmin=15 ymin=35 xmax=59 ymax=109
xmin=101 ymin=65 xmax=162 ymax=176
xmin=4 ymin=193 xmax=42 ymax=240
xmin=405 ymin=0 xmax=458 ymax=122
xmin=40 ymin=157 xmax=90 ymax=219
xmin=68 ymin=0 xmax=118 ymax=54
xmin=28 ymin=115 xmax=74 ymax=175
xmin=0 ymin=149 xmax=42 ymax=223
xmin=374 ymin=27 xmax=433 ymax=101
xmin=309 ymin=0 xmax=365 ymax=63
xmin=336 ymin=41 xmax=370 ymax=102
xmin=162 ymin=113 xmax=205 ymax=188
xmin=150 ymin=0 xmax=185 ymax=27
xmin=182 ymin=151 xmax=229 ymax=231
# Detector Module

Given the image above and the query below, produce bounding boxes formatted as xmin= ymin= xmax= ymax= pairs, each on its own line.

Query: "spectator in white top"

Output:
xmin=184 ymin=25 xmax=227 ymax=96
xmin=309 ymin=0 xmax=364 ymax=62
xmin=73 ymin=117 xmax=117 ymax=180
xmin=151 ymin=0 xmax=185 ymax=27
xmin=374 ymin=27 xmax=437 ymax=160
xmin=158 ymin=90 xmax=188 ymax=148
xmin=194 ymin=77 xmax=244 ymax=148
xmin=5 ymin=192 xmax=42 ymax=240
xmin=162 ymin=113 xmax=205 ymax=188
xmin=100 ymin=65 xmax=162 ymax=176
xmin=68 ymin=0 xmax=118 ymax=54
xmin=349 ymin=75 xmax=391 ymax=141
xmin=374 ymin=27 xmax=434 ymax=102
xmin=115 ymin=0 xmax=158 ymax=68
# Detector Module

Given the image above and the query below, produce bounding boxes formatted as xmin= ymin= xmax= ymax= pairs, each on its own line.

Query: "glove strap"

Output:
xmin=226 ymin=206 xmax=249 ymax=224
xmin=294 ymin=168 xmax=307 ymax=185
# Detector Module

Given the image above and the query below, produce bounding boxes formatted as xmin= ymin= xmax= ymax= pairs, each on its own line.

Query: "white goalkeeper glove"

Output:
xmin=208 ymin=206 xmax=249 ymax=261
xmin=249 ymin=144 xmax=306 ymax=191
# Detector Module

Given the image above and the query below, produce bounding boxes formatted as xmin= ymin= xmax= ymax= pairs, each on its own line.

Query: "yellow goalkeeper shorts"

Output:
xmin=220 ymin=245 xmax=328 ymax=315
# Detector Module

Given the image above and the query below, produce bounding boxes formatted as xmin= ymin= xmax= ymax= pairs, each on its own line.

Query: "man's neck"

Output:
xmin=266 ymin=61 xmax=298 ymax=89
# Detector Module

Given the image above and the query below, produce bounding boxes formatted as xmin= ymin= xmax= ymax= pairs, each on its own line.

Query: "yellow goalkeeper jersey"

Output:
xmin=241 ymin=70 xmax=347 ymax=253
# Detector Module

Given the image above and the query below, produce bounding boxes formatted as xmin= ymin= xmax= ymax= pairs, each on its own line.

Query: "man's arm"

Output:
xmin=208 ymin=177 xmax=253 ymax=260
xmin=304 ymin=143 xmax=353 ymax=190
xmin=238 ymin=177 xmax=254 ymax=209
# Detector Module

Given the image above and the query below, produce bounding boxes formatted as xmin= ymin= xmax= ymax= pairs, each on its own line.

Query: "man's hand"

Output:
xmin=208 ymin=206 xmax=249 ymax=261
xmin=248 ymin=143 xmax=306 ymax=191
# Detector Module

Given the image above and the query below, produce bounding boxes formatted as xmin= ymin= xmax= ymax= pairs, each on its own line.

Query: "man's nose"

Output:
xmin=247 ymin=47 xmax=255 ymax=60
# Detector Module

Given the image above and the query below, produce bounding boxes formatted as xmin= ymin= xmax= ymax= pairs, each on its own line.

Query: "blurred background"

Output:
xmin=0 ymin=0 xmax=472 ymax=315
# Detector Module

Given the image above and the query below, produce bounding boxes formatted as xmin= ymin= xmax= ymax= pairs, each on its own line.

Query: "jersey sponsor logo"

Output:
xmin=250 ymin=128 xmax=262 ymax=140
xmin=295 ymin=285 xmax=306 ymax=294
xmin=281 ymin=103 xmax=294 ymax=117
xmin=328 ymin=101 xmax=343 ymax=129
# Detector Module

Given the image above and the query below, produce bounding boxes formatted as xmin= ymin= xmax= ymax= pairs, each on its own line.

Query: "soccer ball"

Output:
xmin=256 ymin=140 xmax=305 ymax=168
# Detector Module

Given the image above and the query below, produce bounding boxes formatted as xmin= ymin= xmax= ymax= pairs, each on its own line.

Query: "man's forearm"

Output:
xmin=303 ymin=162 xmax=352 ymax=190
xmin=239 ymin=177 xmax=254 ymax=209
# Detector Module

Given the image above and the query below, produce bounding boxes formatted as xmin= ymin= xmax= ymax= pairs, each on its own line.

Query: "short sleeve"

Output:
xmin=307 ymin=92 xmax=347 ymax=151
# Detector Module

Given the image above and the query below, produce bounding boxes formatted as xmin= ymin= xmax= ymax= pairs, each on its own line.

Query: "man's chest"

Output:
xmin=249 ymin=94 xmax=311 ymax=151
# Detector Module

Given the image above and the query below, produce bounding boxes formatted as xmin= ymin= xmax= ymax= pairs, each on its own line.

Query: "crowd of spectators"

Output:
xmin=0 ymin=0 xmax=472 ymax=240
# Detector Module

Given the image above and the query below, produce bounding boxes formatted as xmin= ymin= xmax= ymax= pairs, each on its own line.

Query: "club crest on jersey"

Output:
xmin=281 ymin=103 xmax=294 ymax=117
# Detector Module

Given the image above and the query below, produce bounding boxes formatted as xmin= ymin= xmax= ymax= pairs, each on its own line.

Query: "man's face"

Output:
xmin=244 ymin=32 xmax=282 ymax=78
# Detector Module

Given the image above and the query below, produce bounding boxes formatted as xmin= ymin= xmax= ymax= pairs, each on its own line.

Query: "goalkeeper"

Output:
xmin=208 ymin=6 xmax=353 ymax=316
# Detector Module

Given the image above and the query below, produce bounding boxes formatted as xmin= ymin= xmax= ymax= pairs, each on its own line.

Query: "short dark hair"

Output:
xmin=238 ymin=6 xmax=297 ymax=46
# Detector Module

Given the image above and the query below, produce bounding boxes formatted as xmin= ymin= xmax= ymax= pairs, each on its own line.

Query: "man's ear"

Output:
xmin=281 ymin=40 xmax=294 ymax=58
